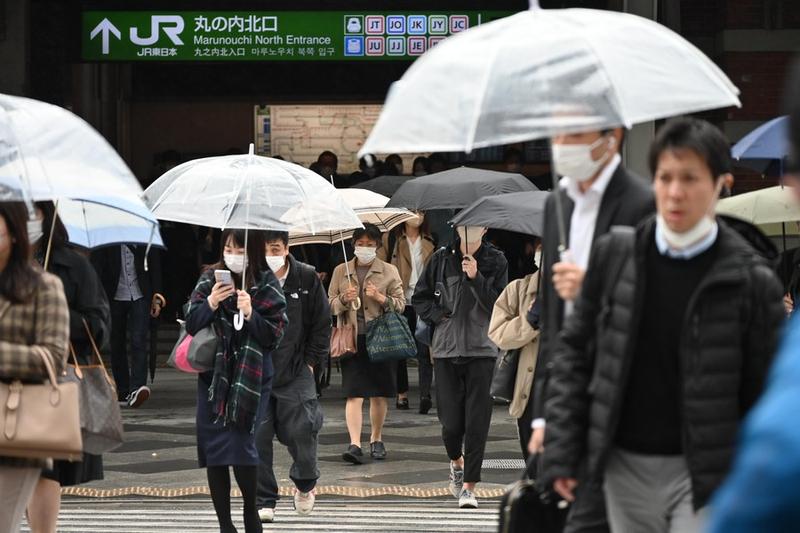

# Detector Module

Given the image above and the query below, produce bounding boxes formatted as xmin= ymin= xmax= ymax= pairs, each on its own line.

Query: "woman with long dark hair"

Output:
xmin=0 ymin=202 xmax=70 ymax=533
xmin=186 ymin=229 xmax=287 ymax=533
xmin=26 ymin=202 xmax=110 ymax=533
xmin=378 ymin=212 xmax=436 ymax=413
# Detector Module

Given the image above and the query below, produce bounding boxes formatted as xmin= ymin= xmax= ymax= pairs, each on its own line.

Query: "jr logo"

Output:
xmin=130 ymin=15 xmax=185 ymax=46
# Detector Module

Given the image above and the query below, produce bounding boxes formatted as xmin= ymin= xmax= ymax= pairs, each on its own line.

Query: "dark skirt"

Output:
xmin=341 ymin=335 xmax=398 ymax=398
xmin=196 ymin=357 xmax=274 ymax=468
xmin=42 ymin=454 xmax=103 ymax=486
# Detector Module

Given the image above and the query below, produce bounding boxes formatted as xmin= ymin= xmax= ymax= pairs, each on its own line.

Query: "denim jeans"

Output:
xmin=110 ymin=297 xmax=150 ymax=396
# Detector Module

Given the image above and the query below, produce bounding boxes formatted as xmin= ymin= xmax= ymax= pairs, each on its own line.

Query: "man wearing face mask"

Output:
xmin=530 ymin=126 xmax=654 ymax=532
xmin=412 ymin=224 xmax=508 ymax=509
xmin=541 ymin=118 xmax=784 ymax=532
xmin=255 ymin=231 xmax=330 ymax=523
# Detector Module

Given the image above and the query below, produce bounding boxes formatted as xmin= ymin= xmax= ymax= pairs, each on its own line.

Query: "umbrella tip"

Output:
xmin=249 ymin=143 xmax=255 ymax=155
xmin=529 ymin=0 xmax=541 ymax=9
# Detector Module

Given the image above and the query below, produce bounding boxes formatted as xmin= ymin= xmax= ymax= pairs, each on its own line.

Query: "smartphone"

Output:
xmin=214 ymin=269 xmax=233 ymax=287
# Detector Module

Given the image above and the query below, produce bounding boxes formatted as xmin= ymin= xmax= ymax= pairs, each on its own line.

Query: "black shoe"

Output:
xmin=396 ymin=398 xmax=410 ymax=410
xmin=419 ymin=396 xmax=433 ymax=414
xmin=370 ymin=441 xmax=387 ymax=460
xmin=343 ymin=444 xmax=363 ymax=464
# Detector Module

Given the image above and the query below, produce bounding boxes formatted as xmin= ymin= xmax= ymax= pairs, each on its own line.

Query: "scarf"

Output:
xmin=188 ymin=269 xmax=287 ymax=432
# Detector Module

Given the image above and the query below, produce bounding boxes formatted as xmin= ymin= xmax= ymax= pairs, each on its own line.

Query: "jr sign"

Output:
xmin=82 ymin=11 xmax=514 ymax=61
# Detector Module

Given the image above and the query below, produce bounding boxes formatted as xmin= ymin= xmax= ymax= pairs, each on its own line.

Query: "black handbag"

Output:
xmin=498 ymin=454 xmax=569 ymax=533
xmin=490 ymin=348 xmax=521 ymax=402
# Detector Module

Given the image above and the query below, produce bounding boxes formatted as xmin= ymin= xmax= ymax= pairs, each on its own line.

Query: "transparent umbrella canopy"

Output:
xmin=359 ymin=2 xmax=741 ymax=157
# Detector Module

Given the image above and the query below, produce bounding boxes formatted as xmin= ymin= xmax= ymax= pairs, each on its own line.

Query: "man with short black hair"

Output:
xmin=542 ymin=117 xmax=784 ymax=532
xmin=256 ymin=231 xmax=330 ymax=523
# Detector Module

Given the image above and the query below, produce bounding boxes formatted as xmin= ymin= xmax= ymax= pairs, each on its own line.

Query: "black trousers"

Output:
xmin=110 ymin=298 xmax=150 ymax=397
xmin=434 ymin=357 xmax=495 ymax=483
xmin=397 ymin=306 xmax=434 ymax=398
xmin=517 ymin=393 xmax=534 ymax=461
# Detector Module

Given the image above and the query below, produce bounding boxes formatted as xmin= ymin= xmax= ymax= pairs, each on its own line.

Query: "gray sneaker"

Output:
xmin=459 ymin=488 xmax=478 ymax=509
xmin=449 ymin=462 xmax=464 ymax=499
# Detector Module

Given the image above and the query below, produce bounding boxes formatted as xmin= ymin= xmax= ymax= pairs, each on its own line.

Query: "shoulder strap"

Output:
xmin=601 ymin=226 xmax=636 ymax=305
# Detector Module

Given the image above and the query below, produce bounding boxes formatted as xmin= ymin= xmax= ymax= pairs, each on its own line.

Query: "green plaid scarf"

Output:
xmin=188 ymin=270 xmax=287 ymax=432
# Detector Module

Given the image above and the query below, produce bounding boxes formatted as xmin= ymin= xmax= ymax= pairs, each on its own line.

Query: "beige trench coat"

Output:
xmin=488 ymin=272 xmax=540 ymax=418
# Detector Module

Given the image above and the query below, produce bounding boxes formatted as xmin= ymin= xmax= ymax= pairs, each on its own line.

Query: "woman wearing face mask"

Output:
xmin=378 ymin=212 xmax=436 ymax=413
xmin=185 ymin=229 xmax=287 ymax=533
xmin=0 ymin=202 xmax=69 ymax=533
xmin=25 ymin=202 xmax=110 ymax=533
xmin=329 ymin=223 xmax=405 ymax=464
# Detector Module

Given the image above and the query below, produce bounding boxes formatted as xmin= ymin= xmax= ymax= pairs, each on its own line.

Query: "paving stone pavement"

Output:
xmin=75 ymin=354 xmax=524 ymax=498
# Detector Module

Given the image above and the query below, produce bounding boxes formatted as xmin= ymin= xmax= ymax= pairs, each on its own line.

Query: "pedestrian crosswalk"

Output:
xmin=22 ymin=498 xmax=501 ymax=532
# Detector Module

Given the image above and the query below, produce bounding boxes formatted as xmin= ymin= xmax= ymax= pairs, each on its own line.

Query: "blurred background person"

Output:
xmin=26 ymin=202 xmax=110 ymax=533
xmin=378 ymin=212 xmax=436 ymax=414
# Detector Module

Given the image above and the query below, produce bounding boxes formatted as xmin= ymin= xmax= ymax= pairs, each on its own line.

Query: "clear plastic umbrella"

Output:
xmin=57 ymin=198 xmax=164 ymax=250
xmin=0 ymin=93 xmax=147 ymax=206
xmin=144 ymin=145 xmax=362 ymax=329
xmin=289 ymin=188 xmax=416 ymax=246
xmin=359 ymin=2 xmax=740 ymax=157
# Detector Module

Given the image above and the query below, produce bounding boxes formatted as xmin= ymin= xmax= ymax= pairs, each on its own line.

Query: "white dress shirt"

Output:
xmin=405 ymin=235 xmax=424 ymax=302
xmin=560 ymin=153 xmax=621 ymax=316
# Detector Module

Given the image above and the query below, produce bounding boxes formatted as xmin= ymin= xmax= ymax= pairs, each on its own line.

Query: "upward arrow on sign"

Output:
xmin=90 ymin=18 xmax=122 ymax=55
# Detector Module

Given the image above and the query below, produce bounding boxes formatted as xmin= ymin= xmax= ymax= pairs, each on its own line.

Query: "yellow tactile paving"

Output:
xmin=62 ymin=485 xmax=505 ymax=499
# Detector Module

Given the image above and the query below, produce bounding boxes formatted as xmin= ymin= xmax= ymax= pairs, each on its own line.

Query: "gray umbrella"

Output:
xmin=450 ymin=191 xmax=550 ymax=236
xmin=351 ymin=175 xmax=414 ymax=197
xmin=387 ymin=167 xmax=536 ymax=210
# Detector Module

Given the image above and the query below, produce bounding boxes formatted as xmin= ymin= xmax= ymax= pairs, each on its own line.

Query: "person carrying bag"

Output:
xmin=0 ymin=201 xmax=72 ymax=533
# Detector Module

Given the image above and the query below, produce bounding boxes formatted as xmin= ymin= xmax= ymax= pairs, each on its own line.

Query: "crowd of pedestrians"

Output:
xmin=2 ymin=63 xmax=800 ymax=533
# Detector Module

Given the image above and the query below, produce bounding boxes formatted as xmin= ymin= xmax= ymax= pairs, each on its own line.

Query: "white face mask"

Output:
xmin=552 ymin=135 xmax=614 ymax=183
xmin=224 ymin=253 xmax=245 ymax=274
xmin=265 ymin=255 xmax=286 ymax=273
xmin=456 ymin=226 xmax=485 ymax=244
xmin=354 ymin=246 xmax=377 ymax=264
xmin=27 ymin=219 xmax=43 ymax=245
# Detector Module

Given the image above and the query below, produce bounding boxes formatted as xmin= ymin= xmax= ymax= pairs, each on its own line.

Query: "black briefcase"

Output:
xmin=498 ymin=455 xmax=569 ymax=533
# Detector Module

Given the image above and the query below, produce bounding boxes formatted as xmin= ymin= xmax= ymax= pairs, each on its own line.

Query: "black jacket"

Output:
xmin=412 ymin=239 xmax=508 ymax=359
xmin=48 ymin=246 xmax=111 ymax=358
xmin=91 ymin=245 xmax=163 ymax=303
xmin=534 ymin=164 xmax=654 ymax=417
xmin=542 ymin=217 xmax=785 ymax=509
xmin=272 ymin=255 xmax=331 ymax=388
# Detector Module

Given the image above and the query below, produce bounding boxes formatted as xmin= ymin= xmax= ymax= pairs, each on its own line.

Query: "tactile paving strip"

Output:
xmin=62 ymin=485 xmax=506 ymax=499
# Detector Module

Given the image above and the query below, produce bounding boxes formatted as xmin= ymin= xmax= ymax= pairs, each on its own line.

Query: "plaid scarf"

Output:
xmin=188 ymin=269 xmax=287 ymax=432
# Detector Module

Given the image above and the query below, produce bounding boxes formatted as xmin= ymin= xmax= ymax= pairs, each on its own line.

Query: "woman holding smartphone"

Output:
xmin=186 ymin=229 xmax=287 ymax=533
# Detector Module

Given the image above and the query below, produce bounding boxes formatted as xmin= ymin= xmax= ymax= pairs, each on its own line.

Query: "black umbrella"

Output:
xmin=450 ymin=191 xmax=550 ymax=236
xmin=387 ymin=167 xmax=536 ymax=210
xmin=351 ymin=175 xmax=414 ymax=197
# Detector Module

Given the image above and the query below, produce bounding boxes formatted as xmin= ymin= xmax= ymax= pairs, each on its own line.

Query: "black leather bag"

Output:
xmin=490 ymin=348 xmax=521 ymax=402
xmin=498 ymin=455 xmax=569 ymax=533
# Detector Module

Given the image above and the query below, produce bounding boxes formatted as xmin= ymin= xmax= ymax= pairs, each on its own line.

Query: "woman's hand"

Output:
xmin=364 ymin=281 xmax=387 ymax=305
xmin=237 ymin=290 xmax=253 ymax=320
xmin=341 ymin=285 xmax=359 ymax=304
xmin=208 ymin=282 xmax=235 ymax=310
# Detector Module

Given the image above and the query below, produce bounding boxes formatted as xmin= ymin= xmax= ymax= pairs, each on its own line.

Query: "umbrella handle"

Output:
xmin=234 ymin=310 xmax=245 ymax=331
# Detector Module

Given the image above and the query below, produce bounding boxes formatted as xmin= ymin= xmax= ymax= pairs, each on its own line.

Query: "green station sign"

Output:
xmin=82 ymin=11 xmax=515 ymax=61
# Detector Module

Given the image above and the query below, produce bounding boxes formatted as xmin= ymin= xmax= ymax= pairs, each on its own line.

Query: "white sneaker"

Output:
xmin=459 ymin=488 xmax=478 ymax=509
xmin=449 ymin=462 xmax=464 ymax=499
xmin=258 ymin=507 xmax=275 ymax=523
xmin=128 ymin=385 xmax=150 ymax=408
xmin=294 ymin=488 xmax=316 ymax=516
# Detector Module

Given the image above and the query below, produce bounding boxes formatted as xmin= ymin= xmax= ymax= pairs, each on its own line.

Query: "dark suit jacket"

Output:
xmin=532 ymin=164 xmax=655 ymax=418
xmin=91 ymin=245 xmax=164 ymax=304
